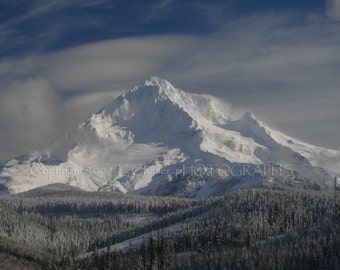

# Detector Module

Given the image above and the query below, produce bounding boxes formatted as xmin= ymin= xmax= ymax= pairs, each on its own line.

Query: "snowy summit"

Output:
xmin=0 ymin=77 xmax=339 ymax=196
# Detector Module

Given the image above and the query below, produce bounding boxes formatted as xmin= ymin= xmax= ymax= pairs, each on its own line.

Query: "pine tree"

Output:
xmin=334 ymin=177 xmax=339 ymax=220
xmin=147 ymin=234 xmax=156 ymax=270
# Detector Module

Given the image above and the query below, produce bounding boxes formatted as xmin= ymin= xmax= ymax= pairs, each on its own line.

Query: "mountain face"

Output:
xmin=0 ymin=76 xmax=339 ymax=196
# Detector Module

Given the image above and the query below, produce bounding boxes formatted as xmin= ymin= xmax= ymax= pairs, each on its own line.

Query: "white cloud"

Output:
xmin=0 ymin=35 xmax=197 ymax=92
xmin=327 ymin=0 xmax=340 ymax=21
xmin=47 ymin=36 xmax=196 ymax=91
xmin=0 ymin=77 xmax=63 ymax=162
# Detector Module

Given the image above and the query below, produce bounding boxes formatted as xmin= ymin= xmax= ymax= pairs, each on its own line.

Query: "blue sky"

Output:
xmin=0 ymin=0 xmax=330 ymax=57
xmin=0 ymin=0 xmax=340 ymax=162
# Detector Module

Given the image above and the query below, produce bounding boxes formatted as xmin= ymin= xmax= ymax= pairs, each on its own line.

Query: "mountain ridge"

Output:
xmin=0 ymin=76 xmax=338 ymax=196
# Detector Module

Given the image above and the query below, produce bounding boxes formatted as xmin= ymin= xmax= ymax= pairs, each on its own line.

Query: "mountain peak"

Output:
xmin=122 ymin=76 xmax=179 ymax=104
xmin=120 ymin=76 xmax=231 ymax=126
xmin=142 ymin=76 xmax=174 ymax=89
xmin=1 ymin=77 xmax=338 ymax=195
xmin=131 ymin=76 xmax=175 ymax=95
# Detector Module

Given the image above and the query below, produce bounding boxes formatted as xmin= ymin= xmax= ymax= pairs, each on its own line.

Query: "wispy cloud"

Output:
xmin=153 ymin=0 xmax=176 ymax=12
xmin=0 ymin=35 xmax=196 ymax=92
xmin=146 ymin=0 xmax=176 ymax=21
xmin=0 ymin=0 xmax=114 ymax=56
xmin=327 ymin=0 xmax=340 ymax=21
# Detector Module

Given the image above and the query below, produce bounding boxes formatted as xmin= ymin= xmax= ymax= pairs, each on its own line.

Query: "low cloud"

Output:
xmin=0 ymin=77 xmax=63 ymax=162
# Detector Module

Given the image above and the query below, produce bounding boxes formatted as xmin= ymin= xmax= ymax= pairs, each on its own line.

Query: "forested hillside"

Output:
xmin=0 ymin=184 xmax=338 ymax=269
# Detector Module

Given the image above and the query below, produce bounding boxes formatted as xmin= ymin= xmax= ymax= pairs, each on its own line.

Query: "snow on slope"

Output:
xmin=0 ymin=76 xmax=338 ymax=195
xmin=267 ymin=128 xmax=340 ymax=177
xmin=226 ymin=111 xmax=340 ymax=177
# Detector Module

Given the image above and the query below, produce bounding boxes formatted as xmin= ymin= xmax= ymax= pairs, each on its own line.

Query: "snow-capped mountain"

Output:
xmin=0 ymin=76 xmax=339 ymax=196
